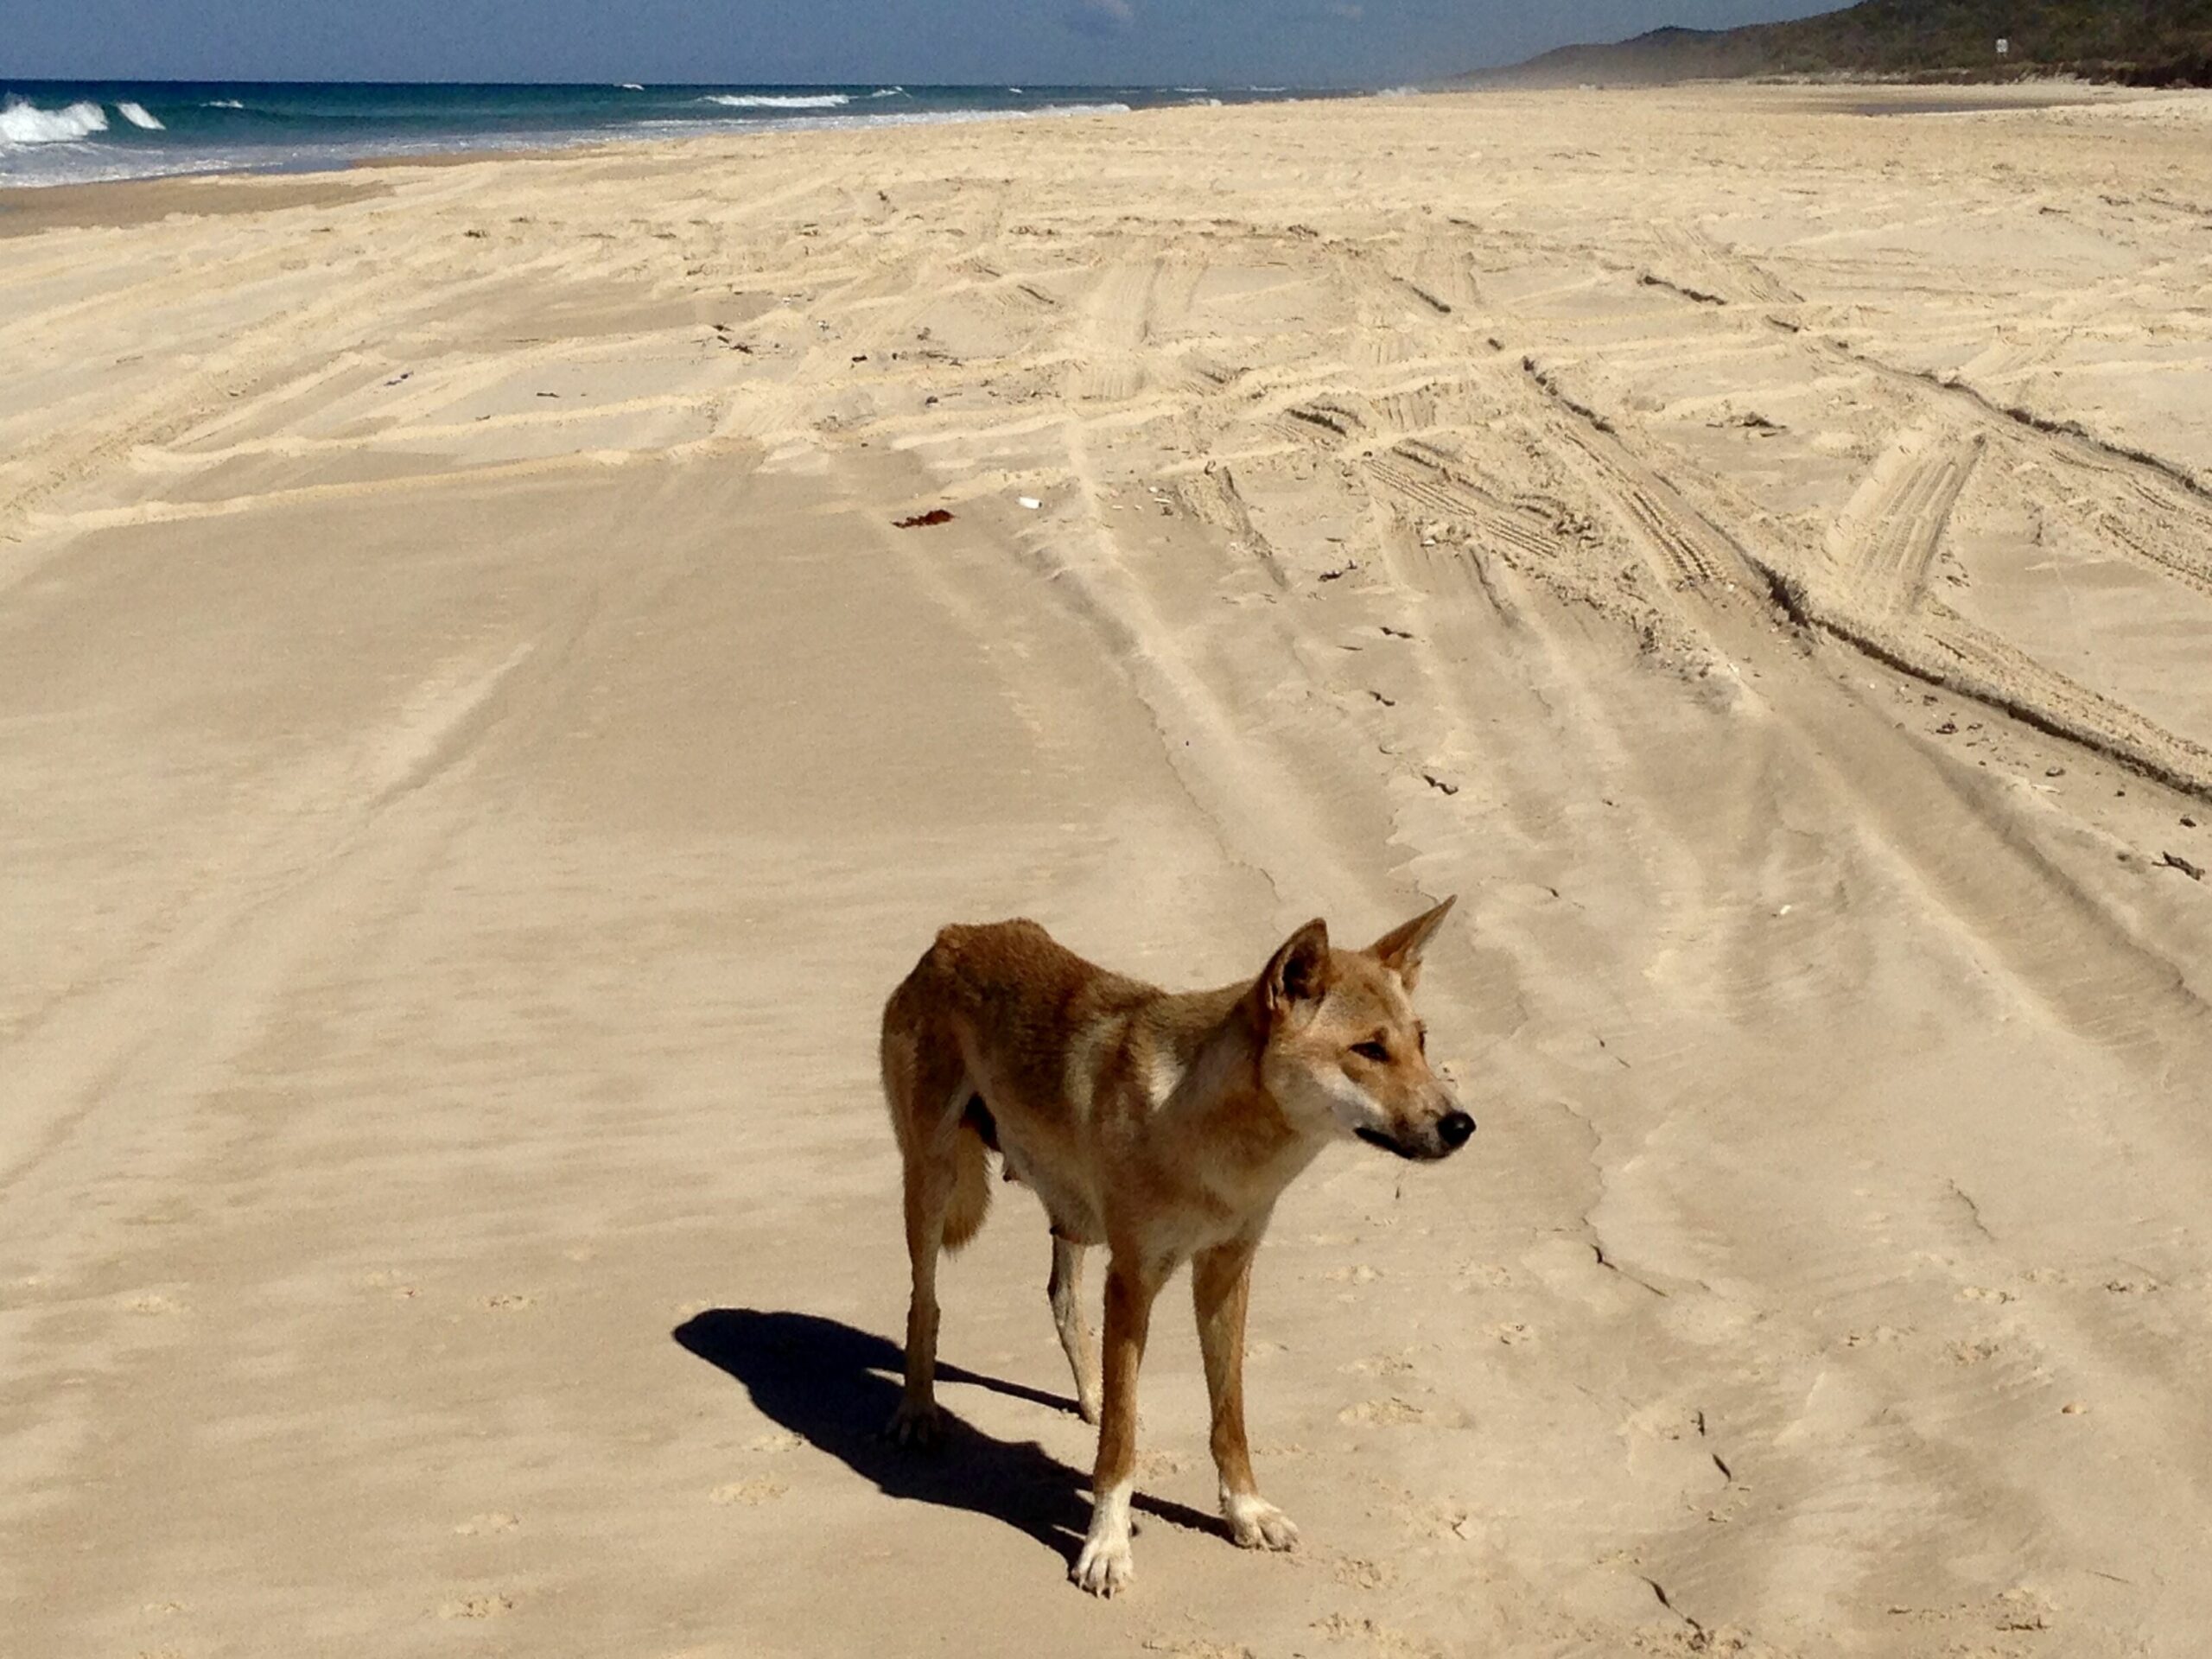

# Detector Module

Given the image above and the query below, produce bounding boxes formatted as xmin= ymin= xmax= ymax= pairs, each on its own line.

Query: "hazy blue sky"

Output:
xmin=6 ymin=1 xmax=1843 ymax=87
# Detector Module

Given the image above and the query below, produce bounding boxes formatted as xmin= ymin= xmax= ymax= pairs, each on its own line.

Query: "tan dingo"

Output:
xmin=877 ymin=898 xmax=1472 ymax=1595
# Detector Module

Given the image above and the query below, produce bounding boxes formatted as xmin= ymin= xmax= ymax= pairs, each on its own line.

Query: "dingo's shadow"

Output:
xmin=672 ymin=1308 xmax=1222 ymax=1561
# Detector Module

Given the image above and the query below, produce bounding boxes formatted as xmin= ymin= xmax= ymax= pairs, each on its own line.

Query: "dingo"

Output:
xmin=877 ymin=898 xmax=1472 ymax=1595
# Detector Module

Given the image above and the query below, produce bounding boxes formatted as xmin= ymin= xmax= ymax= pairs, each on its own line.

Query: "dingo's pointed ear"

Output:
xmin=1368 ymin=895 xmax=1455 ymax=989
xmin=1261 ymin=918 xmax=1331 ymax=1021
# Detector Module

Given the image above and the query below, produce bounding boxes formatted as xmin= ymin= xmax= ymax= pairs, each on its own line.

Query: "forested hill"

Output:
xmin=1468 ymin=1 xmax=2212 ymax=86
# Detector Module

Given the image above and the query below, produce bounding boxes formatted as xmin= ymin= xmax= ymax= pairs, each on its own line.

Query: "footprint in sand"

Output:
xmin=1994 ymin=1586 xmax=2055 ymax=1631
xmin=1841 ymin=1325 xmax=1909 ymax=1348
xmin=1347 ymin=1351 xmax=1418 ymax=1378
xmin=439 ymin=1592 xmax=516 ymax=1619
xmin=454 ymin=1512 xmax=519 ymax=1535
xmin=1886 ymin=1587 xmax=2054 ymax=1638
xmin=1309 ymin=1612 xmax=1446 ymax=1657
xmin=481 ymin=1293 xmax=537 ymax=1312
xmin=1141 ymin=1638 xmax=1257 ymax=1659
xmin=745 ymin=1430 xmax=804 ymax=1453
xmin=1332 ymin=1555 xmax=1400 ymax=1591
xmin=710 ymin=1477 xmax=789 ymax=1505
xmin=1338 ymin=1396 xmax=1428 ymax=1427
xmin=1407 ymin=1500 xmax=1478 ymax=1541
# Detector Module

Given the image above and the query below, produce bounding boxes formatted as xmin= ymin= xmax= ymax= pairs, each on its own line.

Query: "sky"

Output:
xmin=3 ymin=0 xmax=1847 ymax=88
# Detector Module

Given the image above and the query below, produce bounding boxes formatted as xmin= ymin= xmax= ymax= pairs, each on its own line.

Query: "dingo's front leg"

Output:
xmin=1072 ymin=1253 xmax=1162 ymax=1595
xmin=1195 ymin=1236 xmax=1298 ymax=1551
xmin=1047 ymin=1233 xmax=1102 ymax=1425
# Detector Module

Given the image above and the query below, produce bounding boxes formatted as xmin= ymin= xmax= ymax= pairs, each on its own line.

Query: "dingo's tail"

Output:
xmin=941 ymin=1118 xmax=991 ymax=1251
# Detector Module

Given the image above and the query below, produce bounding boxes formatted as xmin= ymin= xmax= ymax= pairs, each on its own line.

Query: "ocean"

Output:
xmin=0 ymin=80 xmax=1313 ymax=189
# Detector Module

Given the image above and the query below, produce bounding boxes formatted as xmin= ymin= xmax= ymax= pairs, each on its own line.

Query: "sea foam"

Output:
xmin=117 ymin=101 xmax=166 ymax=130
xmin=0 ymin=98 xmax=110 ymax=145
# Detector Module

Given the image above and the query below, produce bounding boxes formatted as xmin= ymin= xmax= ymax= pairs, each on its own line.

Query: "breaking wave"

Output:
xmin=0 ymin=98 xmax=110 ymax=145
xmin=117 ymin=100 xmax=165 ymax=130
xmin=702 ymin=92 xmax=851 ymax=110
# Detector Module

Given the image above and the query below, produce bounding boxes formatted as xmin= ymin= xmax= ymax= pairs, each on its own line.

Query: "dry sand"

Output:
xmin=4 ymin=83 xmax=2212 ymax=1659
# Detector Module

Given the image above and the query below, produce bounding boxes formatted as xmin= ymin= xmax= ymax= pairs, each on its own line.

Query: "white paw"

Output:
xmin=883 ymin=1398 xmax=943 ymax=1447
xmin=1224 ymin=1491 xmax=1300 ymax=1551
xmin=1074 ymin=1478 xmax=1136 ymax=1595
xmin=1072 ymin=1531 xmax=1135 ymax=1596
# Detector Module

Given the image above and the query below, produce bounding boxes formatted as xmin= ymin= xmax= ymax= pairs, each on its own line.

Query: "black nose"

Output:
xmin=1438 ymin=1110 xmax=1475 ymax=1148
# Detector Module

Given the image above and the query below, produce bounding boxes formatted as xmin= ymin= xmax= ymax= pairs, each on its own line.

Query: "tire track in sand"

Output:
xmin=1825 ymin=424 xmax=1985 ymax=622
xmin=1520 ymin=361 xmax=1733 ymax=593
xmin=1523 ymin=358 xmax=2212 ymax=801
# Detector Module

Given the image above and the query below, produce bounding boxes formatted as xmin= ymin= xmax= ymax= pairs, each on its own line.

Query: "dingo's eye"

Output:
xmin=1351 ymin=1040 xmax=1389 ymax=1063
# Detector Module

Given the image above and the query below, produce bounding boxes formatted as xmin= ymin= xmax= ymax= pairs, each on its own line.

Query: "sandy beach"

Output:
xmin=5 ymin=82 xmax=2212 ymax=1658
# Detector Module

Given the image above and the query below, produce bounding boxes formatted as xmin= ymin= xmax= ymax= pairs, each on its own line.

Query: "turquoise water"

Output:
xmin=0 ymin=80 xmax=1314 ymax=188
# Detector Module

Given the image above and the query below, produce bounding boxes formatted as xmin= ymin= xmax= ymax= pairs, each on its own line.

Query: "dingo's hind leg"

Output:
xmin=880 ymin=1014 xmax=986 ymax=1447
xmin=889 ymin=1144 xmax=954 ymax=1446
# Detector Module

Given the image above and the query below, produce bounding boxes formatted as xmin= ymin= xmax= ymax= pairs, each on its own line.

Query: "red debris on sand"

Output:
xmin=894 ymin=509 xmax=955 ymax=528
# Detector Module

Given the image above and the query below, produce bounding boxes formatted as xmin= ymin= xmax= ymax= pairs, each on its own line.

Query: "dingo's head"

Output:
xmin=1253 ymin=898 xmax=1473 ymax=1161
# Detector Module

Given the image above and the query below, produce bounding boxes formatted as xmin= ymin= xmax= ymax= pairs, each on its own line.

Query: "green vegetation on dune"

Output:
xmin=1471 ymin=0 xmax=2212 ymax=86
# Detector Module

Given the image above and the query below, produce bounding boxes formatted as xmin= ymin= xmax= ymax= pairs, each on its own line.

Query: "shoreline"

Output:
xmin=0 ymin=83 xmax=1319 ymax=197
xmin=0 ymin=169 xmax=392 ymax=236
xmin=2 ymin=73 xmax=2181 ymax=200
